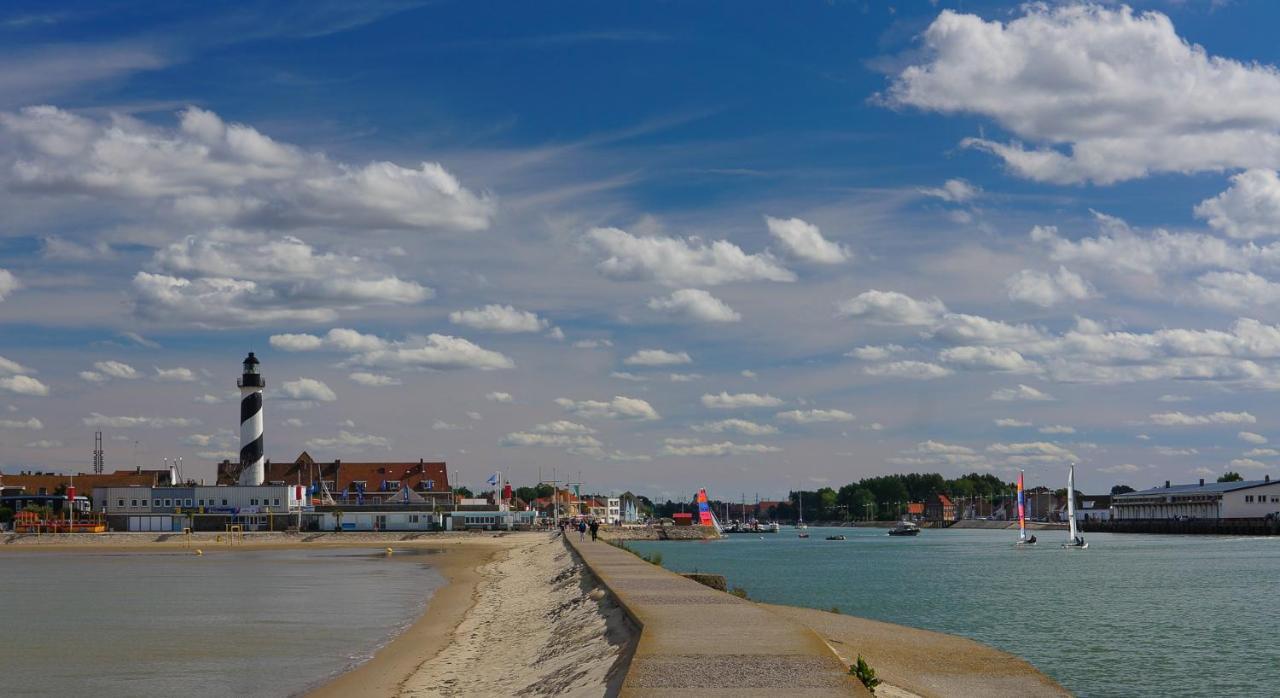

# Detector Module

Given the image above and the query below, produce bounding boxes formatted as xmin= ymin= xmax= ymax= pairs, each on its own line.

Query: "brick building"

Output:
xmin=217 ymin=451 xmax=450 ymax=505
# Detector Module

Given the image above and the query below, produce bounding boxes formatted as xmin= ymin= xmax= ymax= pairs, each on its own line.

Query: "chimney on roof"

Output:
xmin=1165 ymin=480 xmax=1171 ymax=488
xmin=1199 ymin=479 xmax=1205 ymax=486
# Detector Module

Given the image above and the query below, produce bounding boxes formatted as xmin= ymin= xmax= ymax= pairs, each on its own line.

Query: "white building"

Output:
xmin=606 ymin=497 xmax=621 ymax=524
xmin=1075 ymin=495 xmax=1111 ymax=522
xmin=94 ymin=485 xmax=304 ymax=515
xmin=1112 ymin=477 xmax=1280 ymax=520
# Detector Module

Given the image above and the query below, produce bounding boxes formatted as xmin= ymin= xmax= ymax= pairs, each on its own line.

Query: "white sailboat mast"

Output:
xmin=1067 ymin=464 xmax=1079 ymax=542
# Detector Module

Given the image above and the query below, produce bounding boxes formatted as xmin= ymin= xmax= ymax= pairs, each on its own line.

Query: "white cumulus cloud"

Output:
xmin=692 ymin=419 xmax=778 ymax=436
xmin=885 ymin=5 xmax=1280 ymax=184
xmin=764 ymin=216 xmax=850 ymax=264
xmin=701 ymin=392 xmax=784 ymax=409
xmin=555 ymin=395 xmax=660 ymax=420
xmin=1149 ymin=411 xmax=1256 ymax=426
xmin=647 ymin=289 xmax=741 ymax=323
xmin=863 ymin=361 xmax=952 ymax=380
xmin=1005 ymin=267 xmax=1095 ymax=308
xmin=449 ymin=304 xmax=548 ymax=333
xmin=587 ymin=226 xmax=795 ymax=286
xmin=624 ymin=349 xmax=692 ymax=366
xmin=348 ymin=372 xmax=401 ymax=387
xmin=279 ymin=378 xmax=338 ymax=402
xmin=776 ymin=409 xmax=856 ymax=424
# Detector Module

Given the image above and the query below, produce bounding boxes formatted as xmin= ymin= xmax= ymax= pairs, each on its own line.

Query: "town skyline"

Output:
xmin=7 ymin=2 xmax=1280 ymax=498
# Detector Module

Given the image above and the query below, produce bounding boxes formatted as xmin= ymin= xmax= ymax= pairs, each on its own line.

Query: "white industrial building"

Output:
xmin=93 ymin=484 xmax=306 ymax=531
xmin=1111 ymin=477 xmax=1280 ymax=520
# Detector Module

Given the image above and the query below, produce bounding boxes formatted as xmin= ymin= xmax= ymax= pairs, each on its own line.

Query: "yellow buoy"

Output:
xmin=195 ymin=549 xmax=203 ymax=556
xmin=385 ymin=547 xmax=393 ymax=556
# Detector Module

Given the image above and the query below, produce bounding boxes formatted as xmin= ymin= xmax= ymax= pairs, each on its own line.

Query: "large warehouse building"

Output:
xmin=1112 ymin=477 xmax=1280 ymax=520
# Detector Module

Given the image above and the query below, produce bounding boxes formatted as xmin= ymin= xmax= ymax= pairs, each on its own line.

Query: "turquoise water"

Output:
xmin=0 ymin=548 xmax=443 ymax=697
xmin=628 ymin=527 xmax=1280 ymax=697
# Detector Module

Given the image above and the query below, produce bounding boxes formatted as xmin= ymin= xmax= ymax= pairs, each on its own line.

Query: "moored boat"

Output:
xmin=887 ymin=520 xmax=920 ymax=536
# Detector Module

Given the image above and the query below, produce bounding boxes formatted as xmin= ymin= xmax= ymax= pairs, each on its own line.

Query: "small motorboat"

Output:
xmin=797 ymin=532 xmax=810 ymax=539
xmin=825 ymin=535 xmax=846 ymax=541
xmin=887 ymin=520 xmax=920 ymax=536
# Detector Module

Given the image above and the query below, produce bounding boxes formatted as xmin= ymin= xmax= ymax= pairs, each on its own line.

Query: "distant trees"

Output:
xmin=514 ymin=483 xmax=554 ymax=502
xmin=1110 ymin=485 xmax=1135 ymax=495
xmin=453 ymin=486 xmax=474 ymax=498
xmin=1218 ymin=472 xmax=1244 ymax=483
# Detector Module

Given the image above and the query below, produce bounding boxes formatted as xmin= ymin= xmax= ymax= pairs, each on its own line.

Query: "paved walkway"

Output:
xmin=567 ymin=535 xmax=867 ymax=697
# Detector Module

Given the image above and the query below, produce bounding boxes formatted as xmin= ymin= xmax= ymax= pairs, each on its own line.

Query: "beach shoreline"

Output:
xmin=308 ymin=539 xmax=510 ymax=698
xmin=5 ymin=531 xmax=1068 ymax=697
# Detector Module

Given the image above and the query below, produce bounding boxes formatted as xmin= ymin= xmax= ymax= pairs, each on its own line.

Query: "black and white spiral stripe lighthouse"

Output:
xmin=237 ymin=352 xmax=265 ymax=486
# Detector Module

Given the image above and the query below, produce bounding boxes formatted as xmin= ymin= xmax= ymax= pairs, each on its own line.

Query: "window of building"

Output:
xmin=131 ymin=499 xmax=138 ymax=507
xmin=250 ymin=498 xmax=258 ymax=506
xmin=184 ymin=499 xmax=192 ymax=507
xmin=1246 ymin=495 xmax=1254 ymax=503
xmin=222 ymin=499 xmax=228 ymax=506
xmin=273 ymin=498 xmax=280 ymax=506
xmin=118 ymin=499 xmax=125 ymax=507
xmin=425 ymin=479 xmax=435 ymax=490
xmin=409 ymin=514 xmax=420 ymax=523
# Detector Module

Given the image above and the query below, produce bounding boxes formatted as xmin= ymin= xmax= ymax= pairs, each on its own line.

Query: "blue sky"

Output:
xmin=4 ymin=1 xmax=1280 ymax=498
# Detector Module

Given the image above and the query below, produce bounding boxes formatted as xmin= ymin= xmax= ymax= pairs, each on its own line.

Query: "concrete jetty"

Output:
xmin=567 ymin=535 xmax=867 ymax=697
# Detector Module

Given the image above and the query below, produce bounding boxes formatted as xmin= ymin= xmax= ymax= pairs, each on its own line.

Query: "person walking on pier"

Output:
xmin=577 ymin=519 xmax=587 ymax=541
xmin=589 ymin=519 xmax=599 ymax=541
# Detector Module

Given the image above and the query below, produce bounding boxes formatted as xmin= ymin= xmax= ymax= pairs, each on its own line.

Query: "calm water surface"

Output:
xmin=0 ymin=547 xmax=443 ymax=697
xmin=629 ymin=527 xmax=1280 ymax=698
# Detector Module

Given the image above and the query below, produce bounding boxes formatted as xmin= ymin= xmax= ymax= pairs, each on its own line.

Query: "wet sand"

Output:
xmin=309 ymin=539 xmax=510 ymax=698
xmin=766 ymin=604 xmax=1069 ymax=698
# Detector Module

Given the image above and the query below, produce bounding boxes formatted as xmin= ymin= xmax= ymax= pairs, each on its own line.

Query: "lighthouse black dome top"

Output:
xmin=239 ymin=352 xmax=264 ymax=387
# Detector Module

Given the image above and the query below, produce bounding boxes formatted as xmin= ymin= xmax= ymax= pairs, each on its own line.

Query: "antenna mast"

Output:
xmin=93 ymin=431 xmax=104 ymax=474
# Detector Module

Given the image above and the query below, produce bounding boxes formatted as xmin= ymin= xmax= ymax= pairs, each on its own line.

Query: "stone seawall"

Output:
xmin=598 ymin=524 xmax=719 ymax=541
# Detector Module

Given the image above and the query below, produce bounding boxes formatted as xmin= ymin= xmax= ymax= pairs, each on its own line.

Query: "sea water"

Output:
xmin=0 ymin=547 xmax=443 ymax=697
xmin=628 ymin=527 xmax=1280 ymax=698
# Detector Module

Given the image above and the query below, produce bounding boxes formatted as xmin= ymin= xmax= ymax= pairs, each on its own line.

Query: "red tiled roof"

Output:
xmin=4 ymin=472 xmax=161 ymax=494
xmin=217 ymin=452 xmax=449 ymax=492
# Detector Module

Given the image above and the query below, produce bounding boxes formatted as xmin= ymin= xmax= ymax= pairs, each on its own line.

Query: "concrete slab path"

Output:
xmin=567 ymin=535 xmax=868 ymax=697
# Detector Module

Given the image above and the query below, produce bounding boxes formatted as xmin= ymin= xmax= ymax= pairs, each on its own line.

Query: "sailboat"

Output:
xmin=795 ymin=490 xmax=808 ymax=531
xmin=1062 ymin=464 xmax=1088 ymax=549
xmin=1014 ymin=470 xmax=1036 ymax=546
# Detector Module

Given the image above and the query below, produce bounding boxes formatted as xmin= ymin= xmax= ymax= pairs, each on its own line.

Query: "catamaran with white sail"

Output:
xmin=1063 ymin=464 xmax=1088 ymax=549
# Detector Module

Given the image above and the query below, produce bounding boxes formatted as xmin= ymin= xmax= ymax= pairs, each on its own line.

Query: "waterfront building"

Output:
xmin=2 ymin=468 xmax=173 ymax=497
xmin=925 ymin=494 xmax=956 ymax=521
xmin=217 ymin=451 xmax=451 ymax=506
xmin=92 ymin=484 xmax=305 ymax=531
xmin=1075 ymin=494 xmax=1111 ymax=522
xmin=1111 ymin=477 xmax=1280 ymax=520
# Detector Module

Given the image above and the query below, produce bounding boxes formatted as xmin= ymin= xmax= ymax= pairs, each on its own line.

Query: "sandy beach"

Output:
xmin=315 ymin=532 xmax=634 ymax=697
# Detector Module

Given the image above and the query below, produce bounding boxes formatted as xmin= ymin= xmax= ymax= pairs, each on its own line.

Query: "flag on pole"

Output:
xmin=487 ymin=472 xmax=500 ymax=487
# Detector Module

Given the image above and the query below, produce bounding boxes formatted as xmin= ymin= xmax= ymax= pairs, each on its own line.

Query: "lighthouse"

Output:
xmin=237 ymin=352 xmax=265 ymax=486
